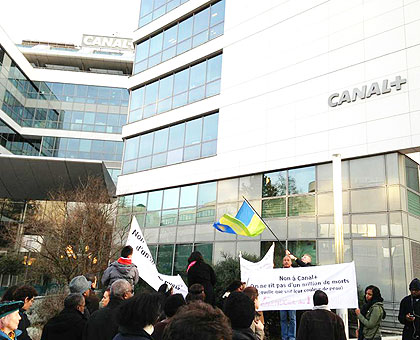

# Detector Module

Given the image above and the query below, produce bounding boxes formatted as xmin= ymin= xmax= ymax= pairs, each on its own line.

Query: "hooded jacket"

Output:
xmin=0 ymin=329 xmax=22 ymax=340
xmin=101 ymin=258 xmax=139 ymax=288
xmin=40 ymin=307 xmax=86 ymax=340
xmin=357 ymin=301 xmax=384 ymax=339
xmin=232 ymin=328 xmax=258 ymax=340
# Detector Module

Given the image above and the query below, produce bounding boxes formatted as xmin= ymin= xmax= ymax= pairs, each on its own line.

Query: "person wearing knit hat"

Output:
xmin=398 ymin=278 xmax=420 ymax=340
xmin=0 ymin=301 xmax=24 ymax=340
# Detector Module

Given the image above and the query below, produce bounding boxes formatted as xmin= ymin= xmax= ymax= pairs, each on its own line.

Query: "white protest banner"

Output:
xmin=247 ymin=262 xmax=358 ymax=311
xmin=126 ymin=217 xmax=188 ymax=296
xmin=240 ymin=242 xmax=274 ymax=283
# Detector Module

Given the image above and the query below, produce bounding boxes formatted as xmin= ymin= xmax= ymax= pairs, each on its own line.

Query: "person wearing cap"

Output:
xmin=398 ymin=278 xmax=420 ymax=340
xmin=41 ymin=293 xmax=86 ymax=340
xmin=69 ymin=275 xmax=92 ymax=319
xmin=0 ymin=301 xmax=23 ymax=340
xmin=13 ymin=286 xmax=38 ymax=340
xmin=296 ymin=290 xmax=346 ymax=340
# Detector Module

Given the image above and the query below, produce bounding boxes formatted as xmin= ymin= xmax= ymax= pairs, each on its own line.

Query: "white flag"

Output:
xmin=240 ymin=242 xmax=275 ymax=283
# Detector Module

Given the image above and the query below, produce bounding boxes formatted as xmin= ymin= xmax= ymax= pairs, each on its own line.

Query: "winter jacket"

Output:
xmin=0 ymin=329 xmax=22 ymax=340
xmin=232 ymin=328 xmax=258 ymax=340
xmin=41 ymin=307 xmax=86 ymax=340
xmin=17 ymin=309 xmax=31 ymax=340
xmin=187 ymin=261 xmax=216 ymax=305
xmin=113 ymin=327 xmax=154 ymax=340
xmin=102 ymin=259 xmax=139 ymax=288
xmin=151 ymin=319 xmax=170 ymax=340
xmin=398 ymin=295 xmax=420 ymax=340
xmin=297 ymin=309 xmax=346 ymax=340
xmin=357 ymin=301 xmax=384 ymax=339
xmin=83 ymin=297 xmax=124 ymax=340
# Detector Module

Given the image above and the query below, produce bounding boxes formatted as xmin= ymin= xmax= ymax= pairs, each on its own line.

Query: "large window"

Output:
xmin=135 ymin=1 xmax=225 ymax=73
xmin=129 ymin=54 xmax=222 ymax=123
xmin=123 ymin=113 xmax=218 ymax=174
xmin=139 ymin=0 xmax=189 ymax=28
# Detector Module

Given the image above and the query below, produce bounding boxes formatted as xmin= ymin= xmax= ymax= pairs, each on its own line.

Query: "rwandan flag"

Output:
xmin=213 ymin=200 xmax=266 ymax=237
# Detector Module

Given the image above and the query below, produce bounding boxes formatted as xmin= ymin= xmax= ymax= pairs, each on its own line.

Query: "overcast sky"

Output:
xmin=0 ymin=0 xmax=140 ymax=45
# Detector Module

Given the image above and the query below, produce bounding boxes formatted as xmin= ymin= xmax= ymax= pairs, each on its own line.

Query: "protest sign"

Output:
xmin=240 ymin=242 xmax=274 ymax=283
xmin=246 ymin=262 xmax=358 ymax=311
xmin=126 ymin=217 xmax=188 ymax=296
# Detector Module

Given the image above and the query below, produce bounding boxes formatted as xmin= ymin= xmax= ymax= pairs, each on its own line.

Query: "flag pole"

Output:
xmin=242 ymin=196 xmax=284 ymax=248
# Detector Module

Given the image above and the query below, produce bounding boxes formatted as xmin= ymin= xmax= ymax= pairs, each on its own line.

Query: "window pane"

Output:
xmin=157 ymin=244 xmax=174 ymax=275
xmin=185 ymin=118 xmax=202 ymax=146
xmin=184 ymin=144 xmax=200 ymax=161
xmin=168 ymin=124 xmax=185 ymax=150
xmin=130 ymin=87 xmax=145 ymax=111
xmin=190 ymin=62 xmax=206 ymax=89
xmin=174 ymin=69 xmax=189 ymax=94
xmin=217 ymin=178 xmax=238 ymax=203
xmin=202 ymin=114 xmax=218 ymax=141
xmin=406 ymin=157 xmax=419 ymax=192
xmin=288 ymin=166 xmax=316 ymax=194
xmin=210 ymin=1 xmax=225 ymax=26
xmin=193 ymin=7 xmax=210 ymax=34
xmin=144 ymin=82 xmax=159 ymax=106
xmin=180 ymin=185 xmax=198 ymax=207
xmin=288 ymin=195 xmax=315 ymax=216
xmin=147 ymin=190 xmax=163 ymax=211
xmin=163 ymin=25 xmax=178 ymax=50
xmin=167 ymin=149 xmax=183 ymax=164
xmin=288 ymin=218 xmax=316 ymax=239
xmin=350 ymin=155 xmax=386 ymax=188
xmin=158 ymin=75 xmax=174 ymax=100
xmin=163 ymin=187 xmax=180 ymax=209
xmin=351 ymin=188 xmax=387 ymax=213
xmin=174 ymin=244 xmax=193 ymax=275
xmin=197 ymin=205 xmax=215 ymax=223
xmin=152 ymin=152 xmax=167 ymax=167
xmin=201 ymin=140 xmax=217 ymax=157
xmin=139 ymin=132 xmax=154 ymax=157
xmin=179 ymin=207 xmax=196 ymax=225
xmin=262 ymin=198 xmax=286 ymax=218
xmin=138 ymin=156 xmax=152 ymax=171
xmin=198 ymin=182 xmax=216 ymax=206
xmin=351 ymin=213 xmax=388 ymax=237
xmin=263 ymin=171 xmax=287 ymax=197
xmin=149 ymin=33 xmax=163 ymax=56
xmin=161 ymin=209 xmax=178 ymax=226
xmin=178 ymin=17 xmax=193 ymax=41
xmin=195 ymin=243 xmax=213 ymax=263
xmin=207 ymin=55 xmax=222 ymax=82
xmin=153 ymin=129 xmax=169 ymax=153
xmin=140 ymin=0 xmax=153 ymax=15
xmin=133 ymin=193 xmax=148 ymax=212
xmin=136 ymin=40 xmax=150 ymax=62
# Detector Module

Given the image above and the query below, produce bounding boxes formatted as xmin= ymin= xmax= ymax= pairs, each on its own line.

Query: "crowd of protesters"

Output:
xmin=1 ymin=246 xmax=420 ymax=340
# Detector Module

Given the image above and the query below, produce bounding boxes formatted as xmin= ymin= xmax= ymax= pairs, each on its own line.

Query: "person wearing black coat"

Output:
xmin=13 ymin=285 xmax=38 ymax=340
xmin=41 ymin=293 xmax=86 ymax=340
xmin=398 ymin=278 xmax=420 ymax=340
xmin=186 ymin=251 xmax=216 ymax=305
xmin=83 ymin=279 xmax=134 ymax=340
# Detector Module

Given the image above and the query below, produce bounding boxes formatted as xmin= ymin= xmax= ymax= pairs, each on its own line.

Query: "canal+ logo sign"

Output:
xmin=328 ymin=76 xmax=407 ymax=107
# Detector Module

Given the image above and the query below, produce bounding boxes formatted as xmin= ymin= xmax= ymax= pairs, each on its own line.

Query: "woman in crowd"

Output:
xmin=186 ymin=251 xmax=216 ymax=305
xmin=185 ymin=284 xmax=206 ymax=303
xmin=355 ymin=285 xmax=386 ymax=340
xmin=243 ymin=287 xmax=264 ymax=340
xmin=113 ymin=292 xmax=162 ymax=340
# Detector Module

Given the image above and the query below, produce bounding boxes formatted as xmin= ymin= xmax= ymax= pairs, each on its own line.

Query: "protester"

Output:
xmin=84 ymin=274 xmax=100 ymax=314
xmin=398 ymin=278 xmax=420 ymax=340
xmin=0 ymin=286 xmax=18 ymax=302
xmin=157 ymin=284 xmax=173 ymax=320
xmin=296 ymin=290 xmax=346 ymax=340
xmin=243 ymin=287 xmax=264 ymax=340
xmin=285 ymin=250 xmax=313 ymax=267
xmin=83 ymin=279 xmax=133 ymax=340
xmin=113 ymin=292 xmax=162 ymax=340
xmin=0 ymin=301 xmax=23 ymax=340
xmin=185 ymin=283 xmax=206 ymax=303
xmin=102 ymin=245 xmax=139 ymax=288
xmin=41 ymin=293 xmax=86 ymax=340
xmin=13 ymin=285 xmax=38 ymax=340
xmin=187 ymin=251 xmax=216 ymax=305
xmin=279 ymin=255 xmax=296 ymax=340
xmin=100 ymin=288 xmax=111 ymax=308
xmin=152 ymin=294 xmax=186 ymax=340
xmin=163 ymin=301 xmax=232 ymax=340
xmin=69 ymin=275 xmax=92 ymax=319
xmin=220 ymin=280 xmax=246 ymax=309
xmin=224 ymin=291 xmax=258 ymax=340
xmin=355 ymin=285 xmax=386 ymax=340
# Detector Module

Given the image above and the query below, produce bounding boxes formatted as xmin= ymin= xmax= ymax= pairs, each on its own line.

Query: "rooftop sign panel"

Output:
xmin=82 ymin=34 xmax=134 ymax=51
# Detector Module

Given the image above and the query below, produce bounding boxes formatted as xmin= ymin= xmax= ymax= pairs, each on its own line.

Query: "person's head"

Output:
xmin=158 ymin=283 xmax=173 ymax=298
xmin=69 ymin=275 xmax=92 ymax=296
xmin=13 ymin=286 xmax=38 ymax=311
xmin=243 ymin=286 xmax=260 ymax=310
xmin=188 ymin=251 xmax=204 ymax=264
xmin=116 ymin=293 xmax=162 ymax=330
xmin=0 ymin=301 xmax=23 ymax=335
xmin=186 ymin=284 xmax=205 ymax=303
xmin=163 ymin=301 xmax=232 ymax=340
xmin=224 ymin=292 xmax=255 ymax=329
xmin=164 ymin=294 xmax=186 ymax=318
xmin=1 ymin=286 xmax=18 ymax=302
xmin=313 ymin=290 xmax=328 ymax=306
xmin=283 ymin=255 xmax=292 ymax=268
xmin=225 ymin=280 xmax=243 ymax=293
xmin=101 ymin=289 xmax=111 ymax=308
xmin=110 ymin=279 xmax=134 ymax=300
xmin=121 ymin=245 xmax=133 ymax=259
xmin=65 ymin=293 xmax=85 ymax=314
xmin=84 ymin=274 xmax=97 ymax=289
xmin=410 ymin=278 xmax=420 ymax=298
xmin=364 ymin=285 xmax=383 ymax=303
xmin=301 ymin=254 xmax=312 ymax=264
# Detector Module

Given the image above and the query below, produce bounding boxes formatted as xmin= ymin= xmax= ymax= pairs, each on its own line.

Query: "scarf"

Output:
xmin=187 ymin=261 xmax=197 ymax=273
xmin=313 ymin=305 xmax=330 ymax=311
xmin=117 ymin=257 xmax=132 ymax=265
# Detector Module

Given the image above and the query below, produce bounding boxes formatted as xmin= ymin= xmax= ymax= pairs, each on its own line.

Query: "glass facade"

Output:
xmin=134 ymin=0 xmax=225 ymax=74
xmin=0 ymin=46 xmax=128 ymax=133
xmin=123 ymin=112 xmax=218 ymax=174
xmin=138 ymin=0 xmax=189 ymax=28
xmin=129 ymin=54 xmax=222 ymax=123
xmin=0 ymin=119 xmax=41 ymax=156
xmin=117 ymin=153 xmax=420 ymax=306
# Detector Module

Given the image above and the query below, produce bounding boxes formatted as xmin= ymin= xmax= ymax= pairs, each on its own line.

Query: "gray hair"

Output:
xmin=65 ymin=293 xmax=84 ymax=309
xmin=111 ymin=279 xmax=132 ymax=298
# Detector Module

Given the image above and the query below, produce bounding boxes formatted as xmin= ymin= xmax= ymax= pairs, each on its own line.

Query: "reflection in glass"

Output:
xmin=288 ymin=195 xmax=315 ymax=216
xmin=157 ymin=244 xmax=174 ymax=275
xmin=263 ymin=171 xmax=286 ymax=197
xmin=262 ymin=198 xmax=286 ymax=218
xmin=147 ymin=191 xmax=163 ymax=211
xmin=288 ymin=167 xmax=315 ymax=194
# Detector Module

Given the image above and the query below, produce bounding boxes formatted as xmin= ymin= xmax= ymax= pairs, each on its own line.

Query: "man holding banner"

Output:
xmin=280 ymin=255 xmax=296 ymax=340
